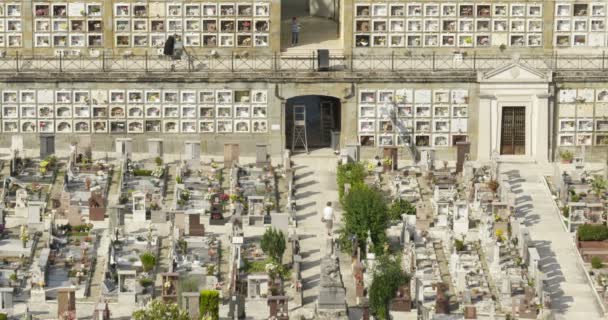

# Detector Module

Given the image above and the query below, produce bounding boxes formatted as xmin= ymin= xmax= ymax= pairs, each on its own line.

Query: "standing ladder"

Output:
xmin=291 ymin=105 xmax=309 ymax=154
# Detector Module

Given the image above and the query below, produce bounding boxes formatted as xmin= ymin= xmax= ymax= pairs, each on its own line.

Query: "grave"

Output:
xmin=184 ymin=141 xmax=201 ymax=162
xmin=224 ymin=143 xmax=240 ymax=168
xmin=267 ymin=296 xmax=289 ymax=320
xmin=317 ymin=255 xmax=347 ymax=313
xmin=40 ymin=134 xmax=55 ymax=159
xmin=132 ymin=192 xmax=146 ymax=222
xmin=256 ymin=144 xmax=269 ymax=168
xmin=182 ymin=292 xmax=200 ymax=320
xmin=115 ymin=138 xmax=133 ymax=159
xmin=67 ymin=206 xmax=82 ymax=226
xmin=0 ymin=287 xmax=13 ymax=309
xmin=247 ymin=274 xmax=269 ymax=299
xmin=88 ymin=192 xmax=106 ymax=221
xmin=161 ymin=273 xmax=179 ymax=303
xmin=57 ymin=287 xmax=76 ymax=320
xmin=147 ymin=139 xmax=163 ymax=157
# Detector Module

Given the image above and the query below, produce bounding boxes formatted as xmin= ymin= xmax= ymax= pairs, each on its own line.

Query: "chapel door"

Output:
xmin=500 ymin=107 xmax=526 ymax=155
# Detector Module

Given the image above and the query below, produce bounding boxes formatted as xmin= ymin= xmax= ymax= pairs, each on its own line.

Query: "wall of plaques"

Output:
xmin=558 ymin=88 xmax=608 ymax=146
xmin=357 ymin=88 xmax=469 ymax=147
xmin=0 ymin=88 xmax=269 ymax=134
xmin=113 ymin=2 xmax=270 ymax=48
xmin=33 ymin=2 xmax=103 ymax=48
xmin=353 ymin=2 xmax=543 ymax=48
xmin=0 ymin=2 xmax=22 ymax=47
xmin=554 ymin=2 xmax=607 ymax=47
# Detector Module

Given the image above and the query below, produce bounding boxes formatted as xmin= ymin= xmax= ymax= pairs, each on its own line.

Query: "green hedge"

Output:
xmin=336 ymin=162 xmax=366 ymax=203
xmin=200 ymin=290 xmax=220 ymax=320
xmin=578 ymin=224 xmax=608 ymax=241
xmin=133 ymin=169 xmax=153 ymax=176
xmin=0 ymin=313 xmax=7 ymax=320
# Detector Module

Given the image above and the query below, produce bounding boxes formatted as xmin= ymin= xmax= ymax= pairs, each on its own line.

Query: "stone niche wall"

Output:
xmin=356 ymin=86 xmax=472 ymax=149
xmin=0 ymin=81 xmax=282 ymax=156
xmin=2 ymin=0 xmax=281 ymax=55
xmin=555 ymin=83 xmax=608 ymax=162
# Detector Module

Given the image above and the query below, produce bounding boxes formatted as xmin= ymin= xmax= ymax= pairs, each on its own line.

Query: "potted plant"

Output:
xmin=559 ymin=149 xmax=574 ymax=164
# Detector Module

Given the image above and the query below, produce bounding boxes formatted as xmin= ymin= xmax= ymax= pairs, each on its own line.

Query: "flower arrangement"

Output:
xmin=151 ymin=167 xmax=164 ymax=178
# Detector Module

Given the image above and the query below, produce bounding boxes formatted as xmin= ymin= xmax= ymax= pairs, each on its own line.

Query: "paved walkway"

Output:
xmin=500 ymin=163 xmax=604 ymax=320
xmin=292 ymin=152 xmax=340 ymax=310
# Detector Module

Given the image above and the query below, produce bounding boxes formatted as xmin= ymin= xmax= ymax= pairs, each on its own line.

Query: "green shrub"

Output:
xmin=140 ymin=252 xmax=156 ymax=272
xmin=454 ymin=239 xmax=465 ymax=252
xmin=133 ymin=169 xmax=153 ymax=176
xmin=132 ymin=300 xmax=189 ymax=320
xmin=0 ymin=313 xmax=7 ymax=320
xmin=199 ymin=290 xmax=220 ymax=320
xmin=154 ymin=157 xmax=163 ymax=166
xmin=578 ymin=224 xmax=608 ymax=241
xmin=388 ymin=198 xmax=416 ymax=221
xmin=592 ymin=256 xmax=604 ymax=269
xmin=260 ymin=228 xmax=286 ymax=263
xmin=562 ymin=206 xmax=569 ymax=218
xmin=336 ymin=162 xmax=367 ymax=203
xmin=139 ymin=277 xmax=154 ymax=287
xmin=369 ymin=255 xmax=410 ymax=320
xmin=338 ymin=184 xmax=389 ymax=256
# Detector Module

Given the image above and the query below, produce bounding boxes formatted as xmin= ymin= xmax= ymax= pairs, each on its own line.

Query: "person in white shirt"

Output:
xmin=322 ymin=201 xmax=334 ymax=236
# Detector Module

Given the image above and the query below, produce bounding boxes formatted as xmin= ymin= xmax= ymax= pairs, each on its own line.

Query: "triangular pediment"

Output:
xmin=478 ymin=63 xmax=551 ymax=83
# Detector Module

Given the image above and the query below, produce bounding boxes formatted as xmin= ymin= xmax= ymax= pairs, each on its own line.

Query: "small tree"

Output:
xmin=592 ymin=256 xmax=604 ymax=269
xmin=592 ymin=176 xmax=607 ymax=198
xmin=260 ymin=227 xmax=286 ymax=263
xmin=132 ymin=299 xmax=189 ymax=320
xmin=200 ymin=290 xmax=220 ymax=320
xmin=140 ymin=252 xmax=156 ymax=272
xmin=336 ymin=162 xmax=367 ymax=203
xmin=154 ymin=156 xmax=163 ymax=166
xmin=369 ymin=255 xmax=410 ymax=320
xmin=454 ymin=239 xmax=465 ymax=251
xmin=339 ymin=184 xmax=389 ymax=256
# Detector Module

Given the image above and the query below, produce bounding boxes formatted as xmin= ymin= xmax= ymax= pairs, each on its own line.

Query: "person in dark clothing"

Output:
xmin=163 ymin=35 xmax=175 ymax=56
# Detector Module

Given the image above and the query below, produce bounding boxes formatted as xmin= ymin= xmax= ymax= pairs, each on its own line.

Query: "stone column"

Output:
xmin=535 ymin=93 xmax=550 ymax=163
xmin=476 ymin=94 xmax=496 ymax=161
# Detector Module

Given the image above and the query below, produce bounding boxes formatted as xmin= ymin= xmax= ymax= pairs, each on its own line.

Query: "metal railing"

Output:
xmin=1 ymin=51 xmax=607 ymax=74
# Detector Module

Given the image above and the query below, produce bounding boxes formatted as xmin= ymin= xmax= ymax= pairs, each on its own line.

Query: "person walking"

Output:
xmin=291 ymin=17 xmax=301 ymax=46
xmin=322 ymin=201 xmax=334 ymax=236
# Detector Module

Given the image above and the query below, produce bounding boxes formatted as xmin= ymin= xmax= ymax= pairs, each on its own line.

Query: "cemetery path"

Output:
xmin=292 ymin=154 xmax=339 ymax=311
xmin=500 ymin=163 xmax=605 ymax=320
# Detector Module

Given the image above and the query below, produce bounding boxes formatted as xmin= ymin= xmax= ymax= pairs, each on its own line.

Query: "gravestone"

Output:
xmin=267 ymin=296 xmax=288 ymax=320
xmin=11 ymin=135 xmax=23 ymax=153
xmin=39 ymin=134 xmax=55 ymax=159
xmin=256 ymin=144 xmax=268 ymax=168
xmin=67 ymin=206 xmax=82 ymax=226
xmin=147 ymin=139 xmax=163 ymax=157
xmin=15 ymin=189 xmax=27 ymax=208
xmin=27 ymin=205 xmax=41 ymax=223
xmin=132 ymin=192 xmax=146 ymax=222
xmin=57 ymin=288 xmax=76 ymax=319
xmin=224 ymin=143 xmax=240 ymax=168
xmin=456 ymin=141 xmax=470 ymax=173
xmin=345 ymin=144 xmax=360 ymax=162
xmin=182 ymin=292 xmax=200 ymax=320
xmin=0 ymin=287 xmax=13 ymax=309
xmin=317 ymin=255 xmax=347 ymax=313
xmin=184 ymin=141 xmax=201 ymax=162
xmin=115 ymin=138 xmax=133 ymax=159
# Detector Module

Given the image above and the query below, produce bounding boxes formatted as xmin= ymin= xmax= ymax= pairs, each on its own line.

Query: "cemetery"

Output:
xmin=0 ymin=125 xmax=603 ymax=318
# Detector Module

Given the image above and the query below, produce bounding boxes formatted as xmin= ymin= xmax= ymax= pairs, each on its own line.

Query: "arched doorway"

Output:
xmin=285 ymin=95 xmax=341 ymax=152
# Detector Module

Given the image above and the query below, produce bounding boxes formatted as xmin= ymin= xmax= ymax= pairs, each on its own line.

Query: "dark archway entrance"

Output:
xmin=285 ymin=95 xmax=341 ymax=152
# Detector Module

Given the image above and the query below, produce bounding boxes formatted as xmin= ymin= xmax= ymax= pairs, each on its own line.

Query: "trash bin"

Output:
xmin=330 ymin=130 xmax=340 ymax=151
